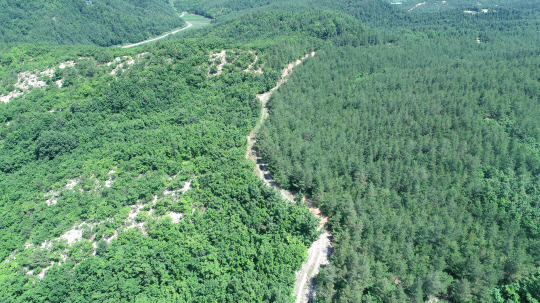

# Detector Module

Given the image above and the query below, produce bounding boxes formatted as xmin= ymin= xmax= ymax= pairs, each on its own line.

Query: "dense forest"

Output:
xmin=0 ymin=9 xmax=360 ymax=302
xmin=0 ymin=0 xmax=185 ymax=46
xmin=258 ymin=5 xmax=540 ymax=303
xmin=172 ymin=0 xmax=402 ymax=26
xmin=1 ymin=0 xmax=539 ymax=302
xmin=0 ymin=41 xmax=318 ymax=302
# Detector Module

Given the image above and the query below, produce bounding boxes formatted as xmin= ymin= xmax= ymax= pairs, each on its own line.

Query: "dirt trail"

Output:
xmin=246 ymin=52 xmax=332 ymax=303
xmin=244 ymin=51 xmax=263 ymax=74
xmin=122 ymin=12 xmax=191 ymax=48
xmin=408 ymin=1 xmax=427 ymax=11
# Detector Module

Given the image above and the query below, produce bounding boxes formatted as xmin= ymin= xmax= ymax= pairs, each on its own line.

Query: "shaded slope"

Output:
xmin=0 ymin=0 xmax=184 ymax=46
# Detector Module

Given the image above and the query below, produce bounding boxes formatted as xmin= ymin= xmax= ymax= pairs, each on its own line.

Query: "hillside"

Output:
xmin=0 ymin=0 xmax=185 ymax=46
xmin=0 ymin=0 xmax=539 ymax=302
xmin=0 ymin=41 xmax=317 ymax=302
xmin=172 ymin=0 xmax=403 ymax=27
xmin=257 ymin=5 xmax=540 ymax=302
xmin=0 ymin=11 xmax=357 ymax=302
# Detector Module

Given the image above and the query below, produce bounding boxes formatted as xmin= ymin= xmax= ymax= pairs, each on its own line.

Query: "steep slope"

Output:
xmin=0 ymin=9 xmax=363 ymax=301
xmin=245 ymin=51 xmax=333 ymax=303
xmin=0 ymin=0 xmax=184 ymax=46
xmin=2 ymin=0 xmax=539 ymax=302
xmin=173 ymin=0 xmax=404 ymax=27
xmin=257 ymin=18 xmax=540 ymax=302
xmin=0 ymin=39 xmax=321 ymax=302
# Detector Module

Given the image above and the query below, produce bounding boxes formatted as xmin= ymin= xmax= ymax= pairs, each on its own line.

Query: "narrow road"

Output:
xmin=122 ymin=12 xmax=191 ymax=48
xmin=245 ymin=52 xmax=333 ymax=303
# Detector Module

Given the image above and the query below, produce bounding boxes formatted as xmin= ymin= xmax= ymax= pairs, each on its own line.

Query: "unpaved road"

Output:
xmin=246 ymin=52 xmax=333 ymax=303
xmin=122 ymin=12 xmax=191 ymax=48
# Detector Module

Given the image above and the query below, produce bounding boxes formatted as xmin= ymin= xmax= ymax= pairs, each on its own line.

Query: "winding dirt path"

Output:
xmin=246 ymin=52 xmax=332 ymax=303
xmin=122 ymin=12 xmax=191 ymax=48
xmin=408 ymin=1 xmax=427 ymax=11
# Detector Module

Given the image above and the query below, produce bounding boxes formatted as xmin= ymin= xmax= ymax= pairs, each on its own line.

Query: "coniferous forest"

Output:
xmin=0 ymin=0 xmax=539 ymax=302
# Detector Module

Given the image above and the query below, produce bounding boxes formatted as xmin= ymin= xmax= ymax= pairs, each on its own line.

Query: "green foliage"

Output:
xmin=1 ymin=0 xmax=539 ymax=302
xmin=257 ymin=10 xmax=540 ymax=303
xmin=173 ymin=0 xmax=406 ymax=29
xmin=209 ymin=10 xmax=366 ymax=44
xmin=0 ymin=16 xmax=330 ymax=298
xmin=0 ymin=0 xmax=185 ymax=46
xmin=35 ymin=131 xmax=77 ymax=160
xmin=494 ymin=269 xmax=540 ymax=303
